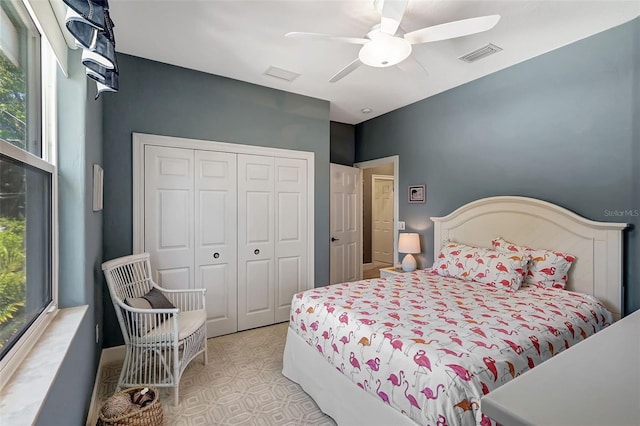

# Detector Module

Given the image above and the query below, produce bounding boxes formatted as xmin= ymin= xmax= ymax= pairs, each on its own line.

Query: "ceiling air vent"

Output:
xmin=264 ymin=66 xmax=300 ymax=82
xmin=459 ymin=43 xmax=502 ymax=63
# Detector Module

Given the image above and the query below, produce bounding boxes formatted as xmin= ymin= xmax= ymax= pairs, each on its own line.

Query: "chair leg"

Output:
xmin=173 ymin=343 xmax=180 ymax=406
xmin=203 ymin=346 xmax=208 ymax=365
xmin=116 ymin=348 xmax=134 ymax=392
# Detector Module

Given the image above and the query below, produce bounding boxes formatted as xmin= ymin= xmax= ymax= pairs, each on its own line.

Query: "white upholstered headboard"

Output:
xmin=430 ymin=196 xmax=628 ymax=319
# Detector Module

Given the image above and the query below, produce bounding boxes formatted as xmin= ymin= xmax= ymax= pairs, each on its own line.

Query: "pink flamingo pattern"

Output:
xmin=375 ymin=379 xmax=390 ymax=404
xmin=421 ymin=383 xmax=445 ymax=400
xmin=413 ymin=349 xmax=432 ymax=373
xmin=434 ymin=242 xmax=533 ymax=291
xmin=365 ymin=357 xmax=380 ymax=373
xmin=288 ymin=268 xmax=612 ymax=426
xmin=386 ymin=370 xmax=404 ymax=403
xmin=403 ymin=380 xmax=421 ymax=412
xmin=491 ymin=237 xmax=575 ymax=289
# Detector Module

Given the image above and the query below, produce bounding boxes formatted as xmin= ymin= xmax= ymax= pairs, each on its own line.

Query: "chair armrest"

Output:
xmin=153 ymin=286 xmax=206 ymax=295
xmin=151 ymin=285 xmax=206 ymax=312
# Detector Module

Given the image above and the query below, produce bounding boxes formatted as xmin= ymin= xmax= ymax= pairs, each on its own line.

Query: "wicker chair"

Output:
xmin=102 ymin=253 xmax=208 ymax=405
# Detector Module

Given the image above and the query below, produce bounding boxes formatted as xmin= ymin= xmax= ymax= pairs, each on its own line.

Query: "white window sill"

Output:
xmin=0 ymin=305 xmax=88 ymax=426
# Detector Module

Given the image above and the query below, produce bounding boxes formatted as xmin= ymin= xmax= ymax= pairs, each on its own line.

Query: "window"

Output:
xmin=0 ymin=0 xmax=56 ymax=387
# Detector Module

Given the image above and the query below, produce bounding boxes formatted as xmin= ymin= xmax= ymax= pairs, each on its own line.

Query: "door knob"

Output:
xmin=213 ymin=252 xmax=220 ymax=259
xmin=254 ymin=249 xmax=260 ymax=255
xmin=331 ymin=237 xmax=339 ymax=242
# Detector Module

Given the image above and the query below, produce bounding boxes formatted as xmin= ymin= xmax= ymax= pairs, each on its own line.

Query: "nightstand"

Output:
xmin=379 ymin=266 xmax=408 ymax=279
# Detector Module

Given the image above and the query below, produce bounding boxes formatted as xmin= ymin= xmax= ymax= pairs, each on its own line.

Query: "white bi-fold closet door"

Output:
xmin=237 ymin=154 xmax=309 ymax=330
xmin=135 ymin=134 xmax=313 ymax=338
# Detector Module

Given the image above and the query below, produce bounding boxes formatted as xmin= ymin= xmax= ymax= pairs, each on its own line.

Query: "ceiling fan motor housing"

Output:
xmin=359 ymin=32 xmax=412 ymax=67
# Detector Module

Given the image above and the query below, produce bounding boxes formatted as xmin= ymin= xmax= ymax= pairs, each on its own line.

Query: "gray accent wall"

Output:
xmin=330 ymin=121 xmax=355 ymax=165
xmin=102 ymin=54 xmax=330 ymax=347
xmin=36 ymin=49 xmax=103 ymax=425
xmin=355 ymin=18 xmax=640 ymax=314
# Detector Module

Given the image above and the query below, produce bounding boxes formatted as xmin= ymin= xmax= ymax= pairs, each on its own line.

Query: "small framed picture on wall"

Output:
xmin=408 ymin=184 xmax=426 ymax=203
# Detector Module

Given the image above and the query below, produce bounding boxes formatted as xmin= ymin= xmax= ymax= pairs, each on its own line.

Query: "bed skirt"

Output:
xmin=282 ymin=325 xmax=420 ymax=426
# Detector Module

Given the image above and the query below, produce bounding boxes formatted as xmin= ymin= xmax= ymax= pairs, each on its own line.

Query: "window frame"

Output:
xmin=0 ymin=0 xmax=58 ymax=389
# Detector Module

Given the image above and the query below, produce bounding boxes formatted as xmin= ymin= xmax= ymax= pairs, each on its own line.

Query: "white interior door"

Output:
xmin=274 ymin=157 xmax=308 ymax=322
xmin=372 ymin=175 xmax=394 ymax=265
xmin=144 ymin=145 xmax=194 ymax=290
xmin=237 ymin=154 xmax=275 ymax=330
xmin=195 ymin=150 xmax=238 ymax=337
xmin=329 ymin=163 xmax=361 ymax=284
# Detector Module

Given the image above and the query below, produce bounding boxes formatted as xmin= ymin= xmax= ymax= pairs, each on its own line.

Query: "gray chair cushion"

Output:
xmin=125 ymin=288 xmax=175 ymax=335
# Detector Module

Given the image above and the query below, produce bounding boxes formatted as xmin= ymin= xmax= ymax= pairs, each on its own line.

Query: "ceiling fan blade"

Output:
xmin=285 ymin=32 xmax=369 ymax=45
xmin=329 ymin=58 xmax=362 ymax=83
xmin=379 ymin=0 xmax=408 ymax=35
xmin=404 ymin=15 xmax=501 ymax=44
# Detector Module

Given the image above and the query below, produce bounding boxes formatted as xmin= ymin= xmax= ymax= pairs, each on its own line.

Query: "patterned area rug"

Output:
xmin=94 ymin=322 xmax=336 ymax=425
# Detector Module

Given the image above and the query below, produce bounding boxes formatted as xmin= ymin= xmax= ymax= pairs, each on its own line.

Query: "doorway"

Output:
xmin=355 ymin=156 xmax=399 ymax=278
xmin=372 ymin=175 xmax=394 ymax=266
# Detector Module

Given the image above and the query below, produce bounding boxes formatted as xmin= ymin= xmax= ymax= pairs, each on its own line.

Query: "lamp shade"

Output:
xmin=398 ymin=233 xmax=420 ymax=254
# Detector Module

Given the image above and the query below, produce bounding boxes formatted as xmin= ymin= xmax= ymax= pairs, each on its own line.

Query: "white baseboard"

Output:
xmin=86 ymin=345 xmax=125 ymax=426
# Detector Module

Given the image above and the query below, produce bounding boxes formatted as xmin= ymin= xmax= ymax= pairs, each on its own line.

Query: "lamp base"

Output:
xmin=401 ymin=254 xmax=417 ymax=272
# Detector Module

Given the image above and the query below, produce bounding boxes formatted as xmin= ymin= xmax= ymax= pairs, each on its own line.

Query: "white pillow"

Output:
xmin=491 ymin=237 xmax=575 ymax=289
xmin=433 ymin=241 xmax=529 ymax=291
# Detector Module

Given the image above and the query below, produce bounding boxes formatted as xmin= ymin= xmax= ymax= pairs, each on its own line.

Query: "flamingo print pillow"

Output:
xmin=432 ymin=241 xmax=529 ymax=291
xmin=491 ymin=237 xmax=575 ymax=289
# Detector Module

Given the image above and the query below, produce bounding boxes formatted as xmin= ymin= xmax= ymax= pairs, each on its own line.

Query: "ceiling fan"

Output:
xmin=286 ymin=0 xmax=501 ymax=82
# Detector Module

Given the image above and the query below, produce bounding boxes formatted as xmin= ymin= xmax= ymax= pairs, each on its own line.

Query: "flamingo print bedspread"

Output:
xmin=289 ymin=269 xmax=612 ymax=426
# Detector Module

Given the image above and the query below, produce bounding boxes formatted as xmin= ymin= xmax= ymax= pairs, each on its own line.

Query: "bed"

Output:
xmin=282 ymin=196 xmax=627 ymax=426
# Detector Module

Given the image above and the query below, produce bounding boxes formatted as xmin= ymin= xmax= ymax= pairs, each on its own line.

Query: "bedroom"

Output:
xmin=0 ymin=0 xmax=638 ymax=424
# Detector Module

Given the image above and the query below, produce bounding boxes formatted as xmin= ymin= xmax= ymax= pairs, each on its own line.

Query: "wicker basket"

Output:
xmin=97 ymin=386 xmax=163 ymax=426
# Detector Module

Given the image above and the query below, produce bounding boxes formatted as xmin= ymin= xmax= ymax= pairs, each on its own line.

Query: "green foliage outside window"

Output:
xmin=0 ymin=53 xmax=26 ymax=149
xmin=0 ymin=218 xmax=25 ymax=348
xmin=0 ymin=39 xmax=28 ymax=350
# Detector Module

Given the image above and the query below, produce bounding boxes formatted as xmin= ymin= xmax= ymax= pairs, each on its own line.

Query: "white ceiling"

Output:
xmin=109 ymin=1 xmax=639 ymax=125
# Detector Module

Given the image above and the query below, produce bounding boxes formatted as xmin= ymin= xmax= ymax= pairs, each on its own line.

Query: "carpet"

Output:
xmin=94 ymin=322 xmax=336 ymax=425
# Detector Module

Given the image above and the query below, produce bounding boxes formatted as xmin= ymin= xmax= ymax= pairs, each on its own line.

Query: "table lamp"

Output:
xmin=398 ymin=232 xmax=420 ymax=272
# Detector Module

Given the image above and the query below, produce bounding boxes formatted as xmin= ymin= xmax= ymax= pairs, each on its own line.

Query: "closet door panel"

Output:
xmin=246 ymin=192 xmax=271 ymax=241
xmin=276 ymin=257 xmax=300 ymax=311
xmin=195 ymin=150 xmax=238 ymax=337
xmin=275 ymin=158 xmax=308 ymax=322
xmin=145 ymin=145 xmax=194 ymax=289
xmin=245 ymin=259 xmax=272 ymax=312
xmin=199 ymin=264 xmax=231 ymax=325
xmin=156 ymin=268 xmax=191 ymax=291
xmin=238 ymin=154 xmax=275 ymax=331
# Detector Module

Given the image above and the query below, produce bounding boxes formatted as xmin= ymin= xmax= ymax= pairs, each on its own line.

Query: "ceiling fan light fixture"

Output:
xmin=358 ymin=35 xmax=412 ymax=67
